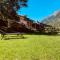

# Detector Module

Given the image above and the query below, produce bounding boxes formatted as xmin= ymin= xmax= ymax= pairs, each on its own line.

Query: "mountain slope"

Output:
xmin=42 ymin=10 xmax=60 ymax=29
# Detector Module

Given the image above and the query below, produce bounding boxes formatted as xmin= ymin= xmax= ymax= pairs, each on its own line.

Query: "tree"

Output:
xmin=0 ymin=0 xmax=27 ymax=28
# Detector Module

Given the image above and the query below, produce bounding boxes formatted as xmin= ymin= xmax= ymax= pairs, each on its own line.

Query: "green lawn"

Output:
xmin=0 ymin=34 xmax=60 ymax=60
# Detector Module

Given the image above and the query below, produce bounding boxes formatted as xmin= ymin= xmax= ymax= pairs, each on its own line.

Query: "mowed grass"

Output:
xmin=0 ymin=34 xmax=60 ymax=60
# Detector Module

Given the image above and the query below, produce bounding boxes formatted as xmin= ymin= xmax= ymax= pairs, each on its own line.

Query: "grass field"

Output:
xmin=0 ymin=34 xmax=60 ymax=60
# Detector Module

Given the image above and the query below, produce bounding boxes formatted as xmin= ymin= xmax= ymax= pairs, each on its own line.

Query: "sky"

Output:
xmin=17 ymin=0 xmax=60 ymax=22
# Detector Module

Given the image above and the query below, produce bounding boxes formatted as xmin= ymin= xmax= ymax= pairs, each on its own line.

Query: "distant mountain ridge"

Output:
xmin=42 ymin=10 xmax=60 ymax=29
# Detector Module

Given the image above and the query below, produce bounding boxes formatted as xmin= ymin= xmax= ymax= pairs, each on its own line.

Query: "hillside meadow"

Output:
xmin=0 ymin=34 xmax=60 ymax=60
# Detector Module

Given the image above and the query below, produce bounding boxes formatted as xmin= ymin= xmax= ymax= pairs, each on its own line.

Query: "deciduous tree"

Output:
xmin=0 ymin=0 xmax=27 ymax=27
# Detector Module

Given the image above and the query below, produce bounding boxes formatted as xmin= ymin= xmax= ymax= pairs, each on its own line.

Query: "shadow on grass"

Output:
xmin=27 ymin=33 xmax=60 ymax=36
xmin=43 ymin=33 xmax=60 ymax=36
xmin=4 ymin=36 xmax=27 ymax=40
xmin=45 ymin=34 xmax=60 ymax=36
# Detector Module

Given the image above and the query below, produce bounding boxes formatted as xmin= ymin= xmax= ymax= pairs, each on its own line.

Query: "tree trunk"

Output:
xmin=7 ymin=19 xmax=12 ymax=28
